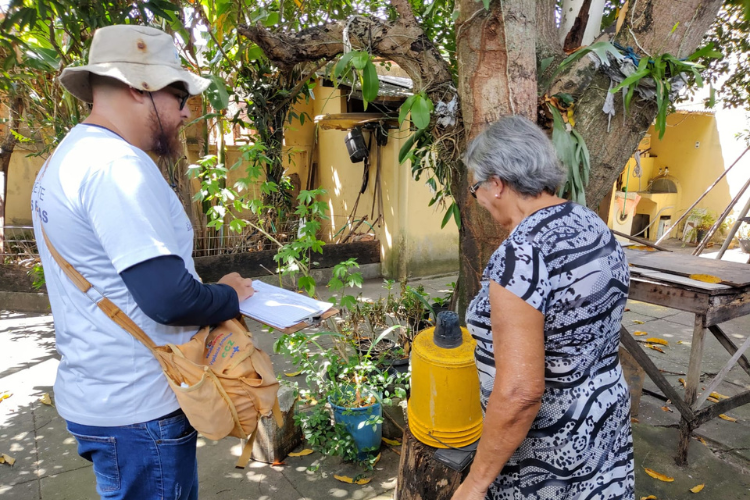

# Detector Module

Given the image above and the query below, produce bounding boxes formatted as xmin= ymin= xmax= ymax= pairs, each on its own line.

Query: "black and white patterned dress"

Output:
xmin=467 ymin=201 xmax=634 ymax=500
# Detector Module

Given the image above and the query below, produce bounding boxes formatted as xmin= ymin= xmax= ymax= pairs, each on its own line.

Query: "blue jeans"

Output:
xmin=66 ymin=409 xmax=198 ymax=500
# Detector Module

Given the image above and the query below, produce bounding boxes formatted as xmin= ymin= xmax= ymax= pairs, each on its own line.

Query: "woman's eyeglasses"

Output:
xmin=469 ymin=180 xmax=483 ymax=199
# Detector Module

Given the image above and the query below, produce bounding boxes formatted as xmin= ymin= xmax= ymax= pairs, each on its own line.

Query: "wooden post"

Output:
xmin=677 ymin=315 xmax=707 ymax=465
xmin=396 ymin=426 xmax=468 ymax=500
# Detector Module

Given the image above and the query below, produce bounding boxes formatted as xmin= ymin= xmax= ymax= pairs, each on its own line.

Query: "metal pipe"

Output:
xmin=715 ymin=195 xmax=750 ymax=260
xmin=694 ymin=173 xmax=750 ymax=256
xmin=655 ymin=145 xmax=750 ymax=246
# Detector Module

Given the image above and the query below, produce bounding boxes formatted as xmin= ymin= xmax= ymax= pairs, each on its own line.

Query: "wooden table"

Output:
xmin=621 ymin=248 xmax=750 ymax=465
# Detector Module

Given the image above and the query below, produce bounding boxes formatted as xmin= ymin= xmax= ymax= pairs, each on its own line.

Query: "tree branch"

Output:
xmin=391 ymin=0 xmax=418 ymax=25
xmin=237 ymin=16 xmax=453 ymax=94
xmin=563 ymin=0 xmax=593 ymax=51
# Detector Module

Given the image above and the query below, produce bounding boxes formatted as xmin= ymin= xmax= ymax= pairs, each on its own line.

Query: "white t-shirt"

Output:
xmin=31 ymin=124 xmax=198 ymax=426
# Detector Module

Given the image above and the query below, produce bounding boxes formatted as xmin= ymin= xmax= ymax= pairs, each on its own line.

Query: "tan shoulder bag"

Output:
xmin=40 ymin=227 xmax=282 ymax=468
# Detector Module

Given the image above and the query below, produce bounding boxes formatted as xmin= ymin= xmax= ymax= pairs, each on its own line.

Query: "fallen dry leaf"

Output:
xmin=288 ymin=449 xmax=314 ymax=457
xmin=661 ymin=406 xmax=674 ymax=413
xmin=707 ymin=396 xmax=720 ymax=403
xmin=646 ymin=344 xmax=665 ymax=353
xmin=718 ymin=414 xmax=737 ymax=422
xmin=640 ymin=496 xmax=658 ymax=500
xmin=633 ymin=331 xmax=648 ymax=336
xmin=645 ymin=468 xmax=674 ymax=482
xmin=631 ymin=245 xmax=657 ymax=252
xmin=694 ymin=436 xmax=708 ymax=446
xmin=678 ymin=340 xmax=686 ymax=345
xmin=633 ymin=320 xmax=645 ymax=325
xmin=0 ymin=454 xmax=15 ymax=466
xmin=678 ymin=378 xmax=686 ymax=388
xmin=373 ymin=453 xmax=382 ymax=466
xmin=624 ymin=308 xmax=631 ymax=312
xmin=646 ymin=338 xmax=668 ymax=346
xmin=382 ymin=437 xmax=401 ymax=446
xmin=271 ymin=460 xmax=286 ymax=466
xmin=689 ymin=274 xmax=722 ymax=284
xmin=631 ymin=417 xmax=640 ymax=423
xmin=40 ymin=393 xmax=52 ymax=405
xmin=334 ymin=474 xmax=371 ymax=485
xmin=284 ymin=370 xmax=302 ymax=377
xmin=0 ymin=391 xmax=12 ymax=402
xmin=709 ymin=392 xmax=729 ymax=400
xmin=689 ymin=484 xmax=705 ymax=493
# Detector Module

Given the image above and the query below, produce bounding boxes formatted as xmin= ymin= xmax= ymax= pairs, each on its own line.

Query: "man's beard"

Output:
xmin=150 ymin=112 xmax=183 ymax=162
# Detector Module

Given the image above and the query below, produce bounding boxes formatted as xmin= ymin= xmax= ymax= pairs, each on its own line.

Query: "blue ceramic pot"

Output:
xmin=328 ymin=393 xmax=382 ymax=460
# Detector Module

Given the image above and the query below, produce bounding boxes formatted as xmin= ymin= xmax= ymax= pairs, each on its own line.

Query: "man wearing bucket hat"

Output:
xmin=31 ymin=25 xmax=254 ymax=499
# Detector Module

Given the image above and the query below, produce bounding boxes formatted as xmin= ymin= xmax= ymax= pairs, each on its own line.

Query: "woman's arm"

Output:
xmin=451 ymin=281 xmax=547 ymax=500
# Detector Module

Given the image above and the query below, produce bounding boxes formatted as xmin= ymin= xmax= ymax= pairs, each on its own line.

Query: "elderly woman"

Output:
xmin=451 ymin=116 xmax=634 ymax=500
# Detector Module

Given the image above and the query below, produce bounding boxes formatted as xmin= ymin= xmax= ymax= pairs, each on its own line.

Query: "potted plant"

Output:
xmin=275 ymin=327 xmax=408 ymax=467
xmin=737 ymin=218 xmax=750 ymax=254
xmin=684 ymin=209 xmax=718 ymax=245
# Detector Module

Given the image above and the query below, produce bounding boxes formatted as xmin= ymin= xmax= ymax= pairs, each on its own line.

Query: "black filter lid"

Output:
xmin=433 ymin=311 xmax=462 ymax=349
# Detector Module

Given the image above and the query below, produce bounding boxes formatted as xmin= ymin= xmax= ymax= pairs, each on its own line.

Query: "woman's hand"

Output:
xmin=450 ymin=476 xmax=488 ymax=500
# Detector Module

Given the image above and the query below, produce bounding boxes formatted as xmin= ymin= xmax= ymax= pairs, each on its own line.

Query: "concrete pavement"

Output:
xmin=3 ymin=270 xmax=750 ymax=499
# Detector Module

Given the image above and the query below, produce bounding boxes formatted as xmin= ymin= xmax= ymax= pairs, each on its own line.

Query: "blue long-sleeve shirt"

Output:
xmin=120 ymin=255 xmax=239 ymax=327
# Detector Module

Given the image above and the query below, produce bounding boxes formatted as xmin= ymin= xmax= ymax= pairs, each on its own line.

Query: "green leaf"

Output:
xmin=351 ymin=51 xmax=369 ymax=70
xmin=707 ymin=84 xmax=716 ymax=108
xmin=340 ymin=295 xmax=357 ymax=310
xmin=246 ymin=45 xmax=265 ymax=61
xmin=423 ymin=0 xmax=441 ymax=17
xmin=571 ymin=130 xmax=590 ymax=186
xmin=410 ymin=94 xmax=433 ymax=130
xmin=263 ymin=12 xmax=280 ymax=27
xmin=398 ymin=94 xmax=417 ymax=126
xmin=398 ymin=129 xmax=425 ymax=164
xmin=539 ymin=56 xmax=554 ymax=74
xmin=361 ymin=60 xmax=379 ymax=104
xmin=441 ymin=205 xmax=453 ymax=228
xmin=687 ymin=42 xmax=722 ymax=61
xmin=298 ymin=276 xmax=316 ymax=297
xmin=334 ymin=51 xmax=356 ymax=80
xmin=203 ymin=74 xmax=229 ymax=110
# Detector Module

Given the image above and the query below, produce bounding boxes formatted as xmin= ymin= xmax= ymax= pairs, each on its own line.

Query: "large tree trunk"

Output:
xmin=0 ymin=97 xmax=24 ymax=255
xmin=453 ymin=0 xmax=537 ymax=315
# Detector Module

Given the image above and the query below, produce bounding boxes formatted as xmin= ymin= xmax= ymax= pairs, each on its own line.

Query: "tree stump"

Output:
xmin=251 ymin=384 xmax=301 ymax=463
xmin=396 ymin=425 xmax=468 ymax=500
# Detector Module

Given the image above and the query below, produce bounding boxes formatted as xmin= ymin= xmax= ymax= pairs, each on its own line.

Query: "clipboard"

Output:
xmin=269 ymin=307 xmax=339 ymax=334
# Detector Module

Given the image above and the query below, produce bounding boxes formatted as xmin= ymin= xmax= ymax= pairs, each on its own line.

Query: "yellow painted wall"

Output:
xmin=282 ymin=94 xmax=316 ymax=181
xmin=607 ymin=113 xmax=732 ymax=241
xmin=312 ymin=84 xmax=458 ymax=278
xmin=648 ymin=113 xmax=730 ymax=222
xmin=4 ymin=146 xmax=43 ymax=225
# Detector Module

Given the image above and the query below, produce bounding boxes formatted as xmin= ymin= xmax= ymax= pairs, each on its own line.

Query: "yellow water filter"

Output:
xmin=407 ymin=313 xmax=483 ymax=448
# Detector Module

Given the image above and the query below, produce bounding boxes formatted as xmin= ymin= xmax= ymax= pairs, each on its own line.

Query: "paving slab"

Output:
xmin=633 ymin=424 xmax=750 ymax=500
xmin=0 ymin=477 xmax=41 ymax=499
xmin=39 ymin=465 xmax=96 ymax=500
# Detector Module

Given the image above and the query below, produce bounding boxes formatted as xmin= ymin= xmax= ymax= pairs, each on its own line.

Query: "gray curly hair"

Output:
xmin=464 ymin=115 xmax=565 ymax=197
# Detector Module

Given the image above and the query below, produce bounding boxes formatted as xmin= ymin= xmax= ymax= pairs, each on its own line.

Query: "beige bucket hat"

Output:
xmin=59 ymin=25 xmax=210 ymax=103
